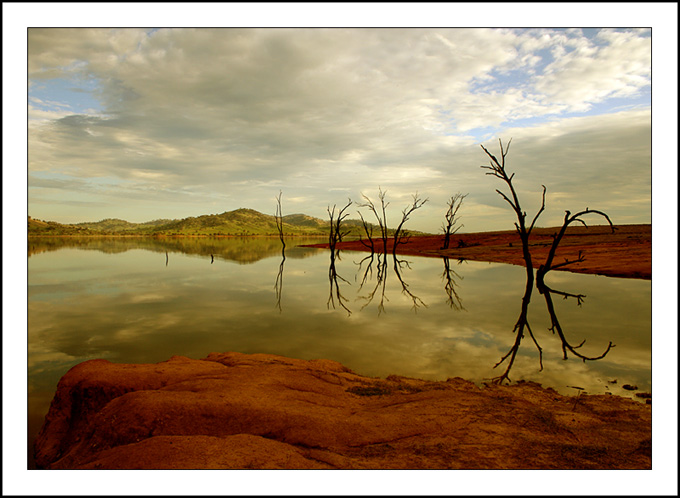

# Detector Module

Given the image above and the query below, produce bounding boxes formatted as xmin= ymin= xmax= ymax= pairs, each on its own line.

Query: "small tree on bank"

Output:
xmin=441 ymin=192 xmax=468 ymax=250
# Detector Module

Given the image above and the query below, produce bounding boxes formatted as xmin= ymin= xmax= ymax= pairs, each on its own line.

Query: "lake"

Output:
xmin=27 ymin=236 xmax=651 ymax=468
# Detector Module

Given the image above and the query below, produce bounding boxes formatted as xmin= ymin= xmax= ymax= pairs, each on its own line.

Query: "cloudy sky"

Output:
xmin=24 ymin=20 xmax=658 ymax=233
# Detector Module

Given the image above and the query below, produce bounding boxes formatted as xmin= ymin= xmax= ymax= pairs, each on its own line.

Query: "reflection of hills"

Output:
xmin=27 ymin=236 xmax=327 ymax=263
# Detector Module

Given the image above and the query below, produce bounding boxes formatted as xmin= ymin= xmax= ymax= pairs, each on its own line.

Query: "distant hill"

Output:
xmin=75 ymin=218 xmax=176 ymax=232
xmin=28 ymin=208 xmax=432 ymax=237
xmin=152 ymin=209 xmax=327 ymax=236
xmin=75 ymin=218 xmax=137 ymax=231
xmin=28 ymin=216 xmax=98 ymax=235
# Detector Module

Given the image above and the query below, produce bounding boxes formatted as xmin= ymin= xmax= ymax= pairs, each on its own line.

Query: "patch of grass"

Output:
xmin=346 ymin=385 xmax=392 ymax=397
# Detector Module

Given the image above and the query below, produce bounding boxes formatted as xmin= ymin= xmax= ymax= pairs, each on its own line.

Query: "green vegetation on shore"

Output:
xmin=28 ymin=208 xmax=422 ymax=237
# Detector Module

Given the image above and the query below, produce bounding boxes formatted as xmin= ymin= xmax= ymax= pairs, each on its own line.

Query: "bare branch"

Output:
xmin=441 ymin=192 xmax=467 ymax=249
xmin=358 ymin=189 xmax=389 ymax=254
xmin=528 ymin=185 xmax=547 ymax=234
xmin=538 ymin=208 xmax=616 ymax=279
xmin=393 ymin=192 xmax=428 ymax=255
xmin=275 ymin=191 xmax=285 ymax=252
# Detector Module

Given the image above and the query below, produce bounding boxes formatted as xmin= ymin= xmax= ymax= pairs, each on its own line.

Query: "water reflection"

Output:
xmin=490 ymin=261 xmax=615 ymax=384
xmin=537 ymin=276 xmax=614 ymax=364
xmin=393 ymin=256 xmax=427 ymax=312
xmin=28 ymin=236 xmax=326 ymax=264
xmin=441 ymin=257 xmax=465 ymax=311
xmin=491 ymin=270 xmax=536 ymax=383
xmin=356 ymin=252 xmax=388 ymax=314
xmin=327 ymin=248 xmax=352 ymax=315
xmin=275 ymin=253 xmax=285 ymax=312
xmin=317 ymin=244 xmax=614 ymax=385
xmin=27 ymin=237 xmax=650 ymax=467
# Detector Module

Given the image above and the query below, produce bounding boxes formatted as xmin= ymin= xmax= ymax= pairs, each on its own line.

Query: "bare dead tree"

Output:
xmin=357 ymin=211 xmax=375 ymax=254
xmin=328 ymin=199 xmax=353 ymax=257
xmin=479 ymin=138 xmax=616 ymax=384
xmin=480 ymin=139 xmax=545 ymax=279
xmin=358 ymin=187 xmax=389 ymax=255
xmin=537 ymin=208 xmax=616 ymax=281
xmin=441 ymin=192 xmax=468 ymax=250
xmin=392 ymin=193 xmax=428 ymax=256
xmin=274 ymin=191 xmax=286 ymax=312
xmin=275 ymin=191 xmax=286 ymax=254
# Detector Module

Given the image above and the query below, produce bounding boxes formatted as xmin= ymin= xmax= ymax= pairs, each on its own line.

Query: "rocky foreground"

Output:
xmin=34 ymin=352 xmax=651 ymax=470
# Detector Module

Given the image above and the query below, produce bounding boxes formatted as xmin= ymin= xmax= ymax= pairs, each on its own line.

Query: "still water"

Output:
xmin=27 ymin=236 xmax=651 ymax=465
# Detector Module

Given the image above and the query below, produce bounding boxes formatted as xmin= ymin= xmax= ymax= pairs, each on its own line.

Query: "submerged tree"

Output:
xmin=357 ymin=211 xmax=375 ymax=254
xmin=325 ymin=199 xmax=354 ymax=315
xmin=275 ymin=190 xmax=286 ymax=254
xmin=274 ymin=191 xmax=286 ymax=312
xmin=359 ymin=188 xmax=427 ymax=256
xmin=392 ymin=193 xmax=428 ymax=256
xmin=480 ymin=138 xmax=545 ymax=280
xmin=441 ymin=192 xmax=468 ymax=250
xmin=327 ymin=199 xmax=353 ymax=257
xmin=480 ymin=138 xmax=616 ymax=384
xmin=358 ymin=187 xmax=389 ymax=255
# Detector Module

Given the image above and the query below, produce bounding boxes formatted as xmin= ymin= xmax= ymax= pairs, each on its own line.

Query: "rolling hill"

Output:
xmin=30 ymin=209 xmax=347 ymax=237
xmin=28 ymin=208 xmax=432 ymax=237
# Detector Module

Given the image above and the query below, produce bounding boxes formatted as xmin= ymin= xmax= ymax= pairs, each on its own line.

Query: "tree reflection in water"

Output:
xmin=491 ymin=269 xmax=616 ymax=385
xmin=393 ymin=256 xmax=427 ymax=312
xmin=354 ymin=252 xmax=428 ymax=315
xmin=441 ymin=257 xmax=465 ymax=311
xmin=328 ymin=248 xmax=352 ymax=315
xmin=538 ymin=276 xmax=615 ymax=364
xmin=356 ymin=252 xmax=388 ymax=314
xmin=273 ymin=236 xmax=615 ymax=384
xmin=274 ymin=252 xmax=285 ymax=313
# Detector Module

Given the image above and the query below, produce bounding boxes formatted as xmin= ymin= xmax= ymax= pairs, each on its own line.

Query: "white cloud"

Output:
xmin=26 ymin=28 xmax=651 ymax=230
xmin=535 ymin=29 xmax=651 ymax=111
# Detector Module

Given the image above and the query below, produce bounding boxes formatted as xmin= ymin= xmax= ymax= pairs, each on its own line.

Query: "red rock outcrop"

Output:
xmin=34 ymin=352 xmax=651 ymax=469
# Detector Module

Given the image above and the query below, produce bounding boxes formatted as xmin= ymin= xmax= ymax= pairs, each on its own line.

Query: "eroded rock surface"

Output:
xmin=35 ymin=352 xmax=651 ymax=469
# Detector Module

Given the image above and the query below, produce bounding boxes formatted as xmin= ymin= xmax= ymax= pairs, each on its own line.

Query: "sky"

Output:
xmin=22 ymin=18 xmax=660 ymax=234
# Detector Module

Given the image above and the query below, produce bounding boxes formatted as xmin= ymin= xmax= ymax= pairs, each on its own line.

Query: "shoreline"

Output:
xmin=304 ymin=224 xmax=651 ymax=280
